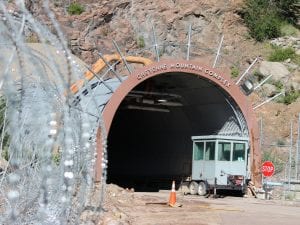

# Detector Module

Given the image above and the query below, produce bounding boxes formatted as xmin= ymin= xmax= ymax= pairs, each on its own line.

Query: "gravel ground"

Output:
xmin=95 ymin=185 xmax=300 ymax=225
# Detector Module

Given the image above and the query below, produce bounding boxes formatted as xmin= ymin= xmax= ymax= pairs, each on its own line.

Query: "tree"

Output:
xmin=274 ymin=0 xmax=299 ymax=24
xmin=243 ymin=0 xmax=281 ymax=41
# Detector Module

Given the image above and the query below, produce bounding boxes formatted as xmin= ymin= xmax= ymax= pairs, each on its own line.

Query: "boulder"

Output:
xmin=261 ymin=83 xmax=277 ymax=97
xmin=259 ymin=61 xmax=290 ymax=81
xmin=288 ymin=71 xmax=300 ymax=90
xmin=270 ymin=36 xmax=300 ymax=49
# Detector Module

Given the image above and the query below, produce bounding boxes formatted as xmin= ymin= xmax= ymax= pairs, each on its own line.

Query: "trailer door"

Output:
xmin=216 ymin=141 xmax=232 ymax=185
xmin=202 ymin=141 xmax=216 ymax=184
xmin=192 ymin=141 xmax=204 ymax=180
xmin=231 ymin=142 xmax=247 ymax=177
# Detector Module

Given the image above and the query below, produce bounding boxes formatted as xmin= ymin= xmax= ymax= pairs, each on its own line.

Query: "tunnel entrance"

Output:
xmin=107 ymin=72 xmax=248 ymax=191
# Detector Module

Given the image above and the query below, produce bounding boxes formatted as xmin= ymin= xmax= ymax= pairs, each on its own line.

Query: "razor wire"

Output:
xmin=0 ymin=1 xmax=108 ymax=224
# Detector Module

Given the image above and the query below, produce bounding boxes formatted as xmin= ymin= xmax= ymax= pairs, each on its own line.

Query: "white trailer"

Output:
xmin=185 ymin=135 xmax=250 ymax=195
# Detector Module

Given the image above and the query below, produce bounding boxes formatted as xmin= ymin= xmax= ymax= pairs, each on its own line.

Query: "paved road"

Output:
xmin=121 ymin=192 xmax=300 ymax=225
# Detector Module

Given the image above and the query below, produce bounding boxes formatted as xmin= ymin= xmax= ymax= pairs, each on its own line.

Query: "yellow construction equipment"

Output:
xmin=70 ymin=54 xmax=153 ymax=94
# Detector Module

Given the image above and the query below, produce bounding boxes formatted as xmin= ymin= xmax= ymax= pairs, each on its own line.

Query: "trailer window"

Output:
xmin=194 ymin=142 xmax=204 ymax=160
xmin=233 ymin=143 xmax=245 ymax=161
xmin=205 ymin=142 xmax=215 ymax=160
xmin=218 ymin=142 xmax=231 ymax=161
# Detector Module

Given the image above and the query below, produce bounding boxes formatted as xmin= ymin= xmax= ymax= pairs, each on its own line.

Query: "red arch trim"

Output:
xmin=95 ymin=60 xmax=261 ymax=186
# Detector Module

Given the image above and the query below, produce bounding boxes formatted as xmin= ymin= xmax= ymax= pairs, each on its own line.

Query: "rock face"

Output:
xmin=259 ymin=61 xmax=290 ymax=80
xmin=261 ymin=83 xmax=278 ymax=97
xmin=20 ymin=0 xmax=258 ymax=67
xmin=258 ymin=59 xmax=299 ymax=91
xmin=290 ymin=70 xmax=300 ymax=88
xmin=270 ymin=36 xmax=300 ymax=54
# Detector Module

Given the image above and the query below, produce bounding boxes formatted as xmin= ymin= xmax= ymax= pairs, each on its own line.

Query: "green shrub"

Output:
xmin=242 ymin=0 xmax=299 ymax=41
xmin=243 ymin=1 xmax=282 ymax=41
xmin=246 ymin=12 xmax=281 ymax=41
xmin=52 ymin=151 xmax=61 ymax=165
xmin=67 ymin=2 xmax=85 ymax=15
xmin=230 ymin=66 xmax=239 ymax=78
xmin=274 ymin=0 xmax=299 ymax=24
xmin=277 ymin=87 xmax=300 ymax=105
xmin=137 ymin=36 xmax=145 ymax=48
xmin=269 ymin=79 xmax=284 ymax=91
xmin=253 ymin=70 xmax=264 ymax=82
xmin=282 ymin=90 xmax=300 ymax=105
xmin=268 ymin=47 xmax=296 ymax=62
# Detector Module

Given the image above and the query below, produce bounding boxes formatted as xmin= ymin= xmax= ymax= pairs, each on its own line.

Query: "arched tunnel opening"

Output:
xmin=107 ymin=72 xmax=248 ymax=191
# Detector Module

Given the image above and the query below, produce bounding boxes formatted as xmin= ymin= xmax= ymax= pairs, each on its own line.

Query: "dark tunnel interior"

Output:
xmin=107 ymin=72 xmax=245 ymax=191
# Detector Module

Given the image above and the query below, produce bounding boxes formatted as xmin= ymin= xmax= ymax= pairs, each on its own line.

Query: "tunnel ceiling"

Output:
xmin=107 ymin=72 xmax=248 ymax=189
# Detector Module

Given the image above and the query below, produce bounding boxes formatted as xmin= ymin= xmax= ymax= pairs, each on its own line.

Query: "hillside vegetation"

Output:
xmin=242 ymin=0 xmax=299 ymax=41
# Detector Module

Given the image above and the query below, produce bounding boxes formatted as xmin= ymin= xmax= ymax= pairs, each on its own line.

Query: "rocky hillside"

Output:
xmin=22 ymin=0 xmax=257 ymax=64
xmin=20 ymin=0 xmax=300 ymax=166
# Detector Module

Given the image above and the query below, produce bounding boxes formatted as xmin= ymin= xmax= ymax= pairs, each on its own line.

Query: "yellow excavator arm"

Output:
xmin=70 ymin=54 xmax=153 ymax=94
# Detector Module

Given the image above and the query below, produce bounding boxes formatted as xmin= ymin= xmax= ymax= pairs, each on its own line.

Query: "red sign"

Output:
xmin=262 ymin=161 xmax=275 ymax=177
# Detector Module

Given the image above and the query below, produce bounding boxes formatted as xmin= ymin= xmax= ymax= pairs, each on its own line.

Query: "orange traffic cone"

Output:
xmin=168 ymin=180 xmax=177 ymax=207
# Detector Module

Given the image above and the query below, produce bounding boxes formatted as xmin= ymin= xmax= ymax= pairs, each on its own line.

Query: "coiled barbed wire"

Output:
xmin=0 ymin=1 xmax=107 ymax=224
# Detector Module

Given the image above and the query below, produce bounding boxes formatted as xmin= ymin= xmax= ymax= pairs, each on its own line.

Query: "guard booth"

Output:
xmin=189 ymin=135 xmax=250 ymax=195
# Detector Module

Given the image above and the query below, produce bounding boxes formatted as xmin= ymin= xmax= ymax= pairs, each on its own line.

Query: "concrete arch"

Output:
xmin=95 ymin=59 xmax=261 ymax=186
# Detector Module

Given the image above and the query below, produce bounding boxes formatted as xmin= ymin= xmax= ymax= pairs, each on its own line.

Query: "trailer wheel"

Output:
xmin=189 ymin=181 xmax=198 ymax=195
xmin=198 ymin=181 xmax=207 ymax=196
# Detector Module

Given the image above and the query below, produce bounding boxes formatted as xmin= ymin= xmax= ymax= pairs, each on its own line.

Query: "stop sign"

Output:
xmin=262 ymin=161 xmax=275 ymax=177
